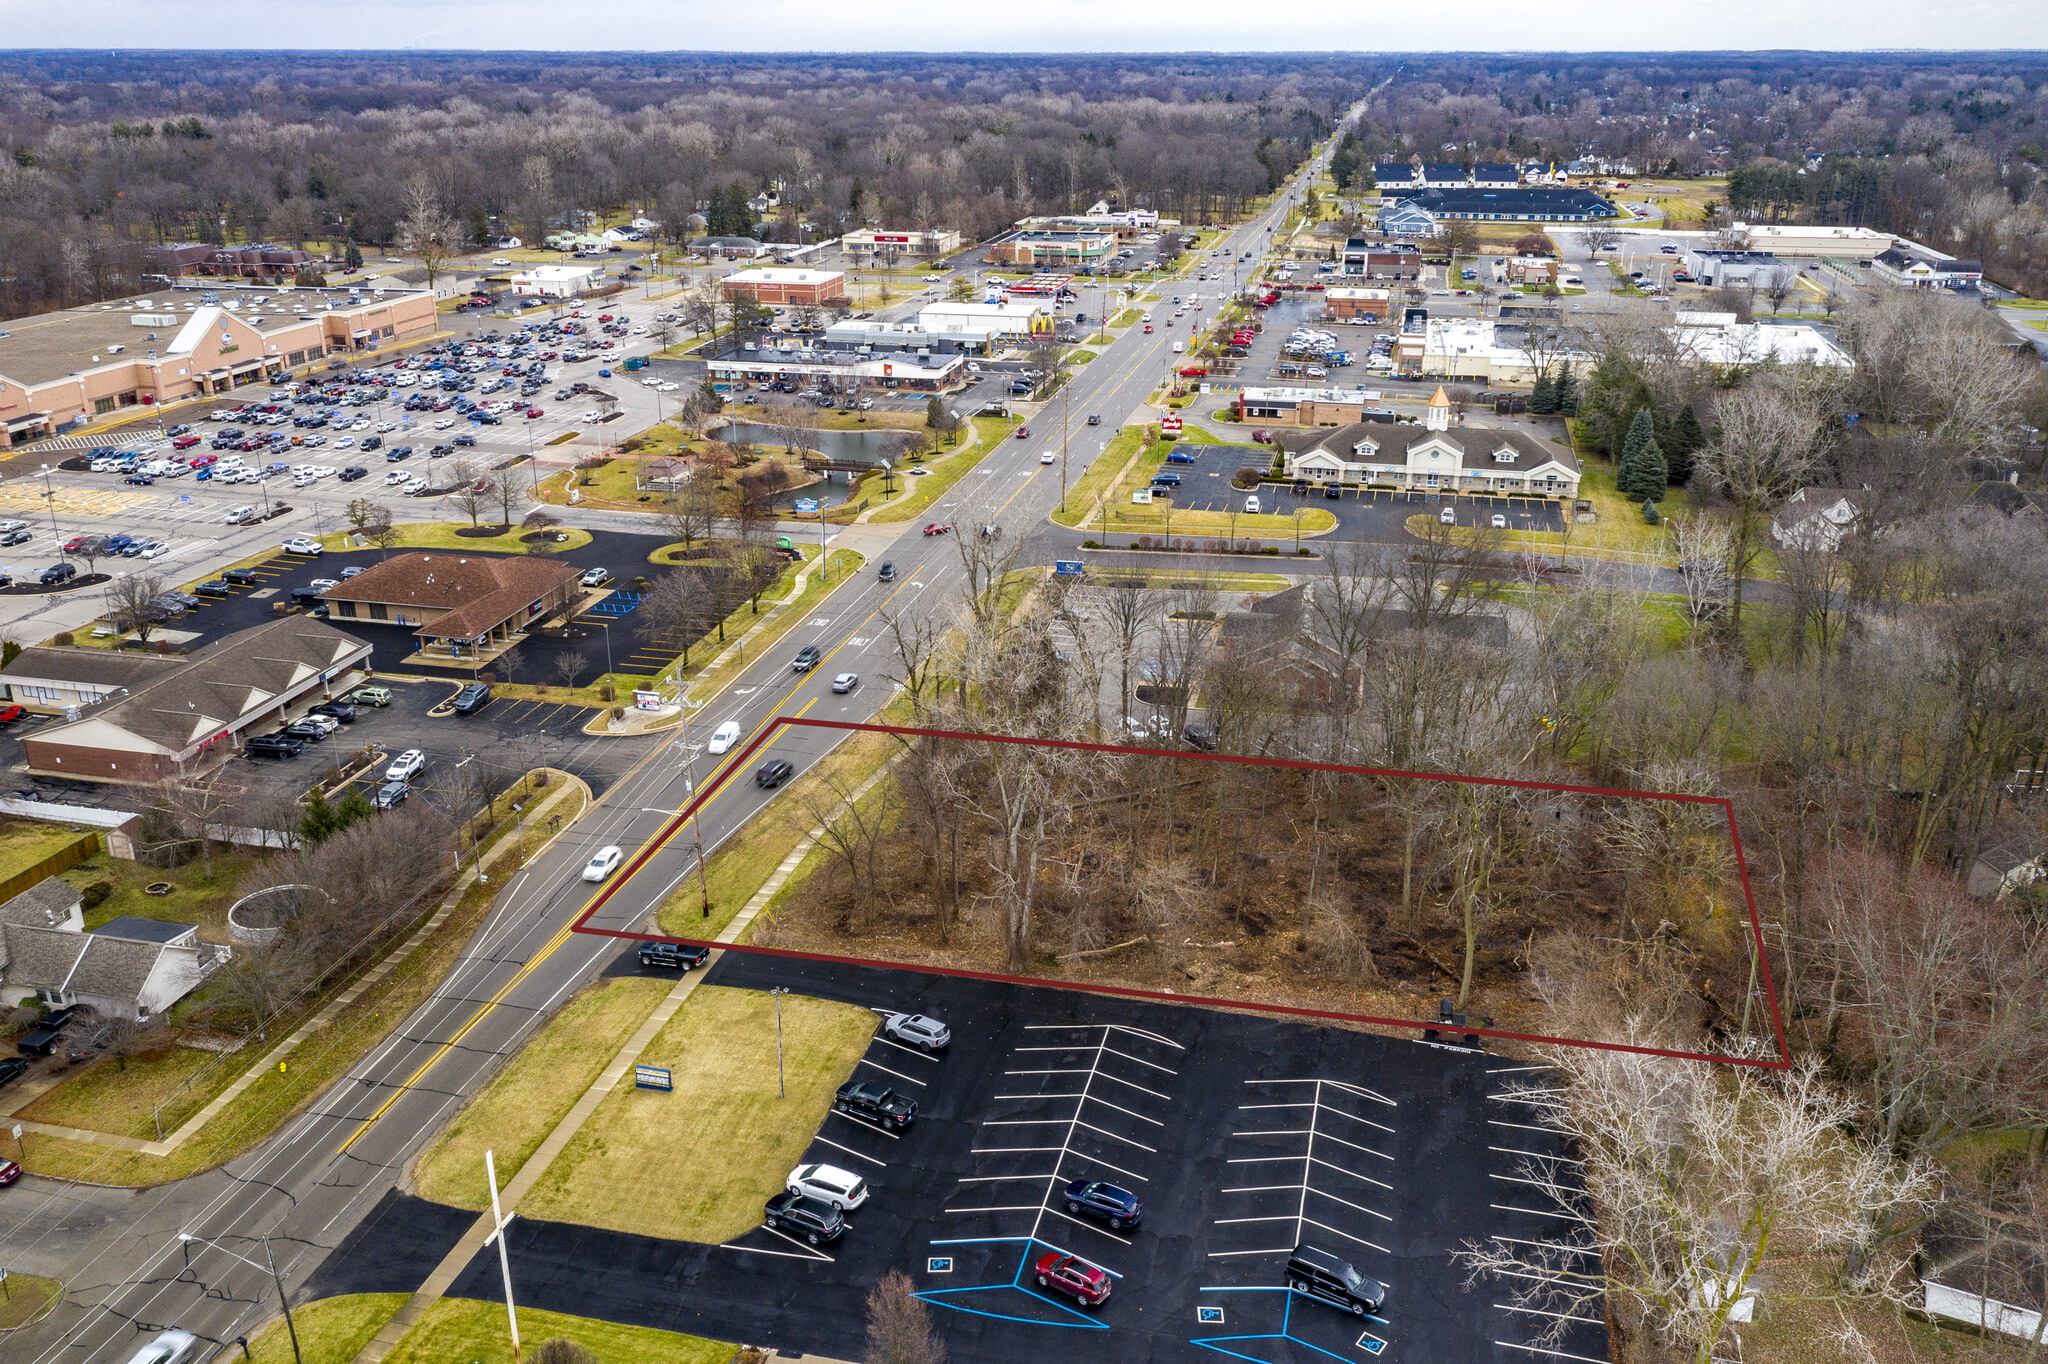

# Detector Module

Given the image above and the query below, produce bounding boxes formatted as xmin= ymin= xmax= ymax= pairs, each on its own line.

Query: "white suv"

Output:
xmin=786 ymin=1163 xmax=869 ymax=1211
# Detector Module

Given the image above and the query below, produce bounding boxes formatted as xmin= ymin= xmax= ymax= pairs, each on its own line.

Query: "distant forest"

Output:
xmin=3 ymin=50 xmax=2048 ymax=316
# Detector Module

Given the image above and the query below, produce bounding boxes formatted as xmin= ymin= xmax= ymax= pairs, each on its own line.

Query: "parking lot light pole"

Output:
xmin=598 ymin=620 xmax=615 ymax=692
xmin=178 ymin=1232 xmax=301 ymax=1364
xmin=771 ymin=986 xmax=788 ymax=1098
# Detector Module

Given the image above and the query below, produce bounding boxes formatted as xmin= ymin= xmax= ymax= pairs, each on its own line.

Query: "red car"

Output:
xmin=1015 ymin=425 xmax=1031 ymax=439
xmin=597 ymin=314 xmax=614 ymax=322
xmin=1251 ymin=429 xmax=1272 ymax=444
xmin=0 ymin=1158 xmax=19 ymax=1186
xmin=1034 ymin=1253 xmax=1111 ymax=1307
xmin=61 ymin=535 xmax=90 ymax=553
xmin=189 ymin=453 xmax=218 ymax=468
xmin=0 ymin=705 xmax=25 ymax=725
xmin=1143 ymin=324 xmax=1154 ymax=333
xmin=922 ymin=522 xmax=952 ymax=536
xmin=171 ymin=434 xmax=201 ymax=450
xmin=525 ymin=407 xmax=544 ymax=418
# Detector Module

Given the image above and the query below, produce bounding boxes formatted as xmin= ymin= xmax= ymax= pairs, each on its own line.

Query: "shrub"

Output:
xmin=79 ymin=880 xmax=114 ymax=912
xmin=52 ymin=632 xmax=73 ymax=647
xmin=1264 ymin=546 xmax=1281 ymax=555
xmin=1130 ymin=542 xmax=1143 ymax=550
xmin=1082 ymin=539 xmax=1098 ymax=548
xmin=479 ymin=672 xmax=497 ymax=685
xmin=1297 ymin=546 xmax=1313 ymax=555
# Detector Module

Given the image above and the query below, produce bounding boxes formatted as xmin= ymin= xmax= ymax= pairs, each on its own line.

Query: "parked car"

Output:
xmin=246 ymin=733 xmax=306 ymax=760
xmin=579 ymin=566 xmax=611 ymax=587
xmin=348 ymin=685 xmax=392 ymax=707
xmin=283 ymin=718 xmax=333 ymax=743
xmin=0 ymin=530 xmax=30 ymax=547
xmin=0 ymin=706 xmax=24 ymax=726
xmin=452 ymin=682 xmax=492 ymax=715
xmin=786 ymin=1163 xmax=869 ymax=1211
xmin=222 ymin=568 xmax=260 ymax=586
xmin=371 ymin=781 xmax=410 ymax=810
xmin=881 ymin=1012 xmax=951 ymax=1052
xmin=1285 ymin=1243 xmax=1387 ymax=1317
xmin=582 ymin=845 xmax=625 ymax=882
xmin=638 ymin=940 xmax=710 ymax=971
xmin=1063 ymin=1179 xmax=1144 ymax=1231
xmin=1033 ymin=1253 xmax=1112 ymax=1307
xmin=706 ymin=721 xmax=742 ymax=754
xmin=834 ymin=1079 xmax=917 ymax=1129
xmin=1490 ymin=512 xmax=1509 ymax=529
xmin=754 ymin=759 xmax=795 ymax=788
xmin=1438 ymin=506 xmax=1457 ymax=525
xmin=763 ymin=1191 xmax=846 ymax=1246
xmin=38 ymin=563 xmax=77 ymax=586
xmin=385 ymin=748 xmax=427 ymax=781
xmin=0 ymin=1156 xmax=21 ymax=1185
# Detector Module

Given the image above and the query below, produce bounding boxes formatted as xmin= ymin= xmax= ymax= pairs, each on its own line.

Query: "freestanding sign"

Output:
xmin=634 ymin=1065 xmax=673 ymax=1091
xmin=1054 ymin=560 xmax=1084 ymax=577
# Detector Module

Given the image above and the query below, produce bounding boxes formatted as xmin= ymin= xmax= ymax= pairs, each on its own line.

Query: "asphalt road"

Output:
xmin=0 ymin=155 xmax=1321 ymax=1364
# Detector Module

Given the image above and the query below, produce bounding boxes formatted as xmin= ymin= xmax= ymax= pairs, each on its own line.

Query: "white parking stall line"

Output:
xmin=1490 ymin=1092 xmax=1564 ymax=1106
xmin=1228 ymin=1155 xmax=1311 ymax=1165
xmin=857 ymin=1057 xmax=928 ymax=1087
xmin=1490 ymin=1118 xmax=1563 ymax=1136
xmin=995 ymin=1092 xmax=1085 ymax=1101
xmin=1494 ymin=1303 xmax=1603 ymax=1324
xmin=1490 ymin=1146 xmax=1584 ymax=1166
xmin=1223 ymin=1183 xmax=1304 ymax=1194
xmin=1038 ymin=1203 xmax=1137 ymax=1245
xmin=1214 ymin=1215 xmax=1299 ymax=1226
xmin=1233 ymin=1128 xmax=1312 ymax=1138
xmin=1317 ymin=1078 xmax=1399 ymax=1108
xmin=718 ymin=1242 xmax=833 ymax=1262
xmin=1492 ymin=1235 xmax=1601 ymax=1257
xmin=810 ymin=1134 xmax=886 ymax=1168
xmin=1491 ymin=1203 xmax=1593 ymax=1224
xmin=1492 ymin=1172 xmax=1569 ymax=1191
xmin=1487 ymin=1063 xmax=1556 ymax=1075
xmin=972 ymin=1145 xmax=1065 ymax=1155
xmin=1100 ymin=1045 xmax=1180 ymax=1075
xmin=1304 ymin=1127 xmax=1393 ymax=1161
xmin=1206 ymin=1246 xmax=1296 ymax=1259
xmin=1493 ymin=1342 xmax=1610 ymax=1363
xmin=827 ymin=1110 xmax=902 ymax=1139
xmin=982 ymin=1119 xmax=1077 ymax=1127
xmin=1308 ymin=1104 xmax=1397 ymax=1137
xmin=1309 ymin=1155 xmax=1394 ymax=1191
xmin=944 ymin=1205 xmax=1044 ymax=1214
xmin=1091 ymin=1070 xmax=1174 ymax=1101
xmin=1297 ymin=1216 xmax=1389 ymax=1254
xmin=1239 ymin=1102 xmax=1314 ymax=1111
xmin=1073 ymin=1117 xmax=1157 ymax=1152
xmin=1306 ymin=1186 xmax=1393 ymax=1223
xmin=868 ymin=1035 xmax=946 ymax=1063
xmin=1074 ymin=1093 xmax=1165 ymax=1127
xmin=1062 ymin=1149 xmax=1151 ymax=1183
xmin=957 ymin=1174 xmax=1057 ymax=1184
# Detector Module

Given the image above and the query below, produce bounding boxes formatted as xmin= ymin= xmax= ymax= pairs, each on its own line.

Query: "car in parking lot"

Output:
xmin=1063 ymin=1179 xmax=1143 ymax=1230
xmin=1439 ymin=505 xmax=1457 ymax=525
xmin=308 ymin=700 xmax=357 ymax=723
xmin=1034 ymin=1253 xmax=1112 ymax=1307
xmin=881 ymin=1012 xmax=950 ymax=1052
xmin=284 ymin=715 xmax=336 ymax=741
xmin=222 ymin=568 xmax=260 ymax=586
xmin=385 ymin=748 xmax=427 ymax=781
xmin=452 ymin=683 xmax=492 ymax=715
xmin=754 ymin=759 xmax=795 ymax=788
xmin=763 ymin=1191 xmax=845 ymax=1246
xmin=0 ymin=529 xmax=30 ymax=547
xmin=707 ymin=720 xmax=742 ymax=754
xmin=579 ymin=566 xmax=611 ymax=587
xmin=787 ymin=1162 xmax=869 ymax=1211
xmin=348 ymin=685 xmax=392 ymax=707
xmin=1491 ymin=512 xmax=1508 ymax=529
xmin=245 ymin=733 xmax=306 ymax=760
xmin=582 ymin=845 xmax=625 ymax=882
xmin=371 ymin=781 xmax=409 ymax=809
xmin=833 ymin=1079 xmax=916 ymax=1128
xmin=1285 ymin=1242 xmax=1387 ymax=1316
xmin=830 ymin=672 xmax=858 ymax=694
xmin=638 ymin=940 xmax=710 ymax=971
xmin=791 ymin=645 xmax=822 ymax=672
xmin=38 ymin=563 xmax=77 ymax=586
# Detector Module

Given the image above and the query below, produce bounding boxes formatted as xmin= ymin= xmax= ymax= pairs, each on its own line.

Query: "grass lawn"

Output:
xmin=659 ymin=723 xmax=901 ymax=939
xmin=239 ymin=1294 xmax=410 ymax=1364
xmin=0 ymin=1272 xmax=62 ymax=1330
xmin=520 ymin=984 xmax=876 ymax=1244
xmin=0 ymin=821 xmax=96 ymax=885
xmin=1083 ymin=567 xmax=1295 ymax=593
xmin=17 ymin=873 xmax=501 ymax=1186
xmin=315 ymin=522 xmax=594 ymax=555
xmin=412 ymin=975 xmax=674 ymax=1209
xmin=19 ymin=1040 xmax=220 ymax=1137
xmin=382 ymin=1298 xmax=736 ymax=1364
xmin=60 ymin=847 xmax=267 ymax=939
xmin=1064 ymin=434 xmax=1332 ymax=541
xmin=1051 ymin=425 xmax=1149 ymax=527
xmin=678 ymin=547 xmax=864 ymax=708
xmin=866 ymin=416 xmax=1011 ymax=524
xmin=1069 ymin=348 xmax=1098 ymax=365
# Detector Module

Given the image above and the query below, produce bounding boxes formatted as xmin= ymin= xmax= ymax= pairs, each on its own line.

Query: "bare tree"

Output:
xmin=1089 ymin=577 xmax=1163 ymax=728
xmin=1694 ymin=377 xmax=1831 ymax=629
xmin=105 ymin=571 xmax=170 ymax=644
xmin=657 ymin=474 xmax=717 ymax=550
xmin=798 ymin=768 xmax=899 ymax=931
xmin=396 ymin=175 xmax=459 ymax=290
xmin=864 ymin=1269 xmax=945 ymax=1364
xmin=1668 ymin=515 xmax=1734 ymax=642
xmin=554 ymin=649 xmax=591 ymax=694
xmin=639 ymin=568 xmax=711 ymax=671
xmin=444 ymin=460 xmax=495 ymax=528
xmin=881 ymin=603 xmax=950 ymax=717
xmin=491 ymin=471 xmax=529 ymax=528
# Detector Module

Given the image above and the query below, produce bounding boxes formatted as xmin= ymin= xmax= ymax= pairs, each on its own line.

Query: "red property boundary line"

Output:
xmin=571 ymin=717 xmax=1791 ymax=1071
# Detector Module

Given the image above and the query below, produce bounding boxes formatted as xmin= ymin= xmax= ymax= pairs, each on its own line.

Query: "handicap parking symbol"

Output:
xmin=1355 ymin=1330 xmax=1386 ymax=1354
xmin=1197 ymin=1306 xmax=1225 ymax=1324
xmin=927 ymin=1257 xmax=953 ymax=1274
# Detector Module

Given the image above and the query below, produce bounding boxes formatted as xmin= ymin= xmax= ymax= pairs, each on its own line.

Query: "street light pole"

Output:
xmin=771 ymin=986 xmax=787 ymax=1098
xmin=178 ymin=1233 xmax=302 ymax=1364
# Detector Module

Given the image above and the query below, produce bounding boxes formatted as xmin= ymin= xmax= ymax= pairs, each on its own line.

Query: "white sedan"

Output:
xmin=434 ymin=418 xmax=456 ymax=430
xmin=707 ymin=720 xmax=742 ymax=754
xmin=137 ymin=540 xmax=170 ymax=558
xmin=385 ymin=748 xmax=427 ymax=781
xmin=1040 ymin=451 xmax=1057 ymax=464
xmin=583 ymin=845 xmax=625 ymax=883
xmin=491 ymin=257 xmax=513 ymax=266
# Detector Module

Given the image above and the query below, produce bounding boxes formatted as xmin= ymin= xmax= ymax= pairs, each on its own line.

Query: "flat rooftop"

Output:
xmin=0 ymin=281 xmax=429 ymax=388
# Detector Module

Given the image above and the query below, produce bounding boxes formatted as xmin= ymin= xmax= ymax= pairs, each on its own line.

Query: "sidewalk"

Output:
xmin=351 ymin=762 xmax=891 ymax=1364
xmin=0 ymin=771 xmax=589 ymax=1159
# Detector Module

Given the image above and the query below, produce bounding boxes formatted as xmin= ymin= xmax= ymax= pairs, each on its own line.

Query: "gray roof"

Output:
xmin=1281 ymin=422 xmax=1580 ymax=476
xmin=0 ymin=922 xmax=89 ymax=989
xmin=28 ymin=615 xmax=369 ymax=756
xmin=1 ymin=646 xmax=187 ymax=692
xmin=63 ymin=935 xmax=166 ymax=1002
xmin=92 ymin=916 xmax=196 ymax=945
xmin=0 ymin=877 xmax=82 ymax=929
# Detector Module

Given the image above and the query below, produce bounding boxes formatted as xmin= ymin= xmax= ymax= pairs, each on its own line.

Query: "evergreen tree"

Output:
xmin=1616 ymin=409 xmax=1669 ymax=501
xmin=1556 ymin=364 xmax=1579 ymax=416
xmin=1530 ymin=369 xmax=1557 ymax=415
xmin=1666 ymin=404 xmax=1704 ymax=486
xmin=300 ymin=790 xmax=339 ymax=845
xmin=343 ymin=240 xmax=362 ymax=271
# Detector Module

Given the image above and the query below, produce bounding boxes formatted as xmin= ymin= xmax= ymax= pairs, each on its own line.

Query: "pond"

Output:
xmin=714 ymin=421 xmax=916 ymax=465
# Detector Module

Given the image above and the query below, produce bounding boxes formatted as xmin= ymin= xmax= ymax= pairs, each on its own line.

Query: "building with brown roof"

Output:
xmin=318 ymin=551 xmax=582 ymax=659
xmin=2 ymin=615 xmax=372 ymax=784
xmin=1273 ymin=387 xmax=1582 ymax=499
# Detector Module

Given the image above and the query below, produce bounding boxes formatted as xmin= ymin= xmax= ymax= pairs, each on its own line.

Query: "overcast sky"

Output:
xmin=16 ymin=0 xmax=2048 ymax=53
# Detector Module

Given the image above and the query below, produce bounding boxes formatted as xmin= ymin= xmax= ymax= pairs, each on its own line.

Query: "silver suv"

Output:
xmin=882 ymin=1012 xmax=951 ymax=1053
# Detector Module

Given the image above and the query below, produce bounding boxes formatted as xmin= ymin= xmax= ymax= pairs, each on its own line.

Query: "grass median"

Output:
xmin=410 ymin=975 xmax=676 ymax=1209
xmin=242 ymin=1295 xmax=733 ymax=1364
xmin=865 ymin=415 xmax=1012 ymax=524
xmin=518 ymin=983 xmax=877 ymax=1244
xmin=313 ymin=521 xmax=594 ymax=554
xmin=678 ymin=547 xmax=864 ymax=709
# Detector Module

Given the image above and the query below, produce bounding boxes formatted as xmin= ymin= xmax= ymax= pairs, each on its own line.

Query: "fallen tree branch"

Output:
xmin=1059 ymin=935 xmax=1150 ymax=962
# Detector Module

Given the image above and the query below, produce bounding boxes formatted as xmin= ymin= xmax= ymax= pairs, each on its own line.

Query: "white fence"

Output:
xmin=1924 ymin=1279 xmax=2046 ymax=1342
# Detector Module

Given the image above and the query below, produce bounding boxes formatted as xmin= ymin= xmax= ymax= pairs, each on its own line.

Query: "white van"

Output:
xmin=1171 ymin=341 xmax=1185 ymax=353
xmin=225 ymin=505 xmax=258 ymax=525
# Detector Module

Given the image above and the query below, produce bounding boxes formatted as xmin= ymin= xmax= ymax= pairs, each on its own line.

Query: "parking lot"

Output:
xmin=312 ymin=953 xmax=1607 ymax=1364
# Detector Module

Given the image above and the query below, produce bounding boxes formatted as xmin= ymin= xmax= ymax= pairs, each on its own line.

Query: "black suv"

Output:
xmin=1285 ymin=1243 xmax=1387 ymax=1317
xmin=638 ymin=941 xmax=710 ymax=971
xmin=453 ymin=683 xmax=492 ymax=715
xmin=308 ymin=701 xmax=358 ymax=723
xmin=1062 ymin=1179 xmax=1144 ymax=1231
xmin=754 ymin=759 xmax=795 ymax=789
xmin=38 ymin=563 xmax=77 ymax=586
xmin=834 ymin=1080 xmax=917 ymax=1129
xmin=792 ymin=645 xmax=822 ymax=672
xmin=763 ymin=1191 xmax=846 ymax=1246
xmin=246 ymin=733 xmax=306 ymax=760
xmin=222 ymin=568 xmax=261 ymax=586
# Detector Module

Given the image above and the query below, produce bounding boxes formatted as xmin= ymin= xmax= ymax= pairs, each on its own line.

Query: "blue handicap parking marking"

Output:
xmin=928 ymin=1256 xmax=953 ymax=1273
xmin=1356 ymin=1329 xmax=1388 ymax=1354
xmin=1198 ymin=1306 xmax=1225 ymax=1324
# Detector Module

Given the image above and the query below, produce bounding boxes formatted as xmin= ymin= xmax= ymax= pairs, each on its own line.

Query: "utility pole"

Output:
xmin=675 ymin=719 xmax=712 ymax=918
xmin=483 ymin=1151 xmax=522 ymax=1362
xmin=178 ymin=1234 xmax=301 ymax=1364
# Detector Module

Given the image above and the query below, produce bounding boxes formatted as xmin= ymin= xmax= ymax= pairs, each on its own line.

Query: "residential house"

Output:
xmin=0 ymin=878 xmax=228 ymax=1019
xmin=1371 ymin=163 xmax=1420 ymax=190
xmin=688 ymin=237 xmax=770 ymax=260
xmin=1471 ymin=163 xmax=1521 ymax=188
xmin=1969 ymin=833 xmax=2048 ymax=900
xmin=1771 ymin=486 xmax=1866 ymax=550
xmin=1275 ymin=387 xmax=1581 ymax=498
xmin=1374 ymin=200 xmax=1441 ymax=238
xmin=1422 ymin=163 xmax=1469 ymax=188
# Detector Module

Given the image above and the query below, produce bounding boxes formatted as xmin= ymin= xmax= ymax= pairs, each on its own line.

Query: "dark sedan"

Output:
xmin=754 ymin=759 xmax=795 ymax=788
